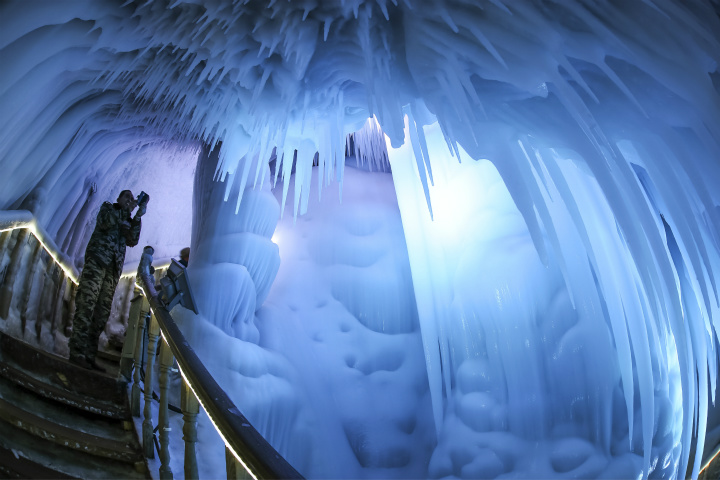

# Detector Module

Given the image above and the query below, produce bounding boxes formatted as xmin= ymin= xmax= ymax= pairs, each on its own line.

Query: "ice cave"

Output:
xmin=1 ymin=0 xmax=720 ymax=478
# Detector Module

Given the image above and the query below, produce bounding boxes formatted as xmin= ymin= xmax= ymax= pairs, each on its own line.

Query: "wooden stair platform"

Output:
xmin=0 ymin=330 xmax=149 ymax=479
xmin=0 ymin=442 xmax=76 ymax=479
xmin=0 ymin=331 xmax=128 ymax=419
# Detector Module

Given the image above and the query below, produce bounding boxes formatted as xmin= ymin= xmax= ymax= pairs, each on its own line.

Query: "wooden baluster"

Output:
xmin=0 ymin=228 xmax=29 ymax=319
xmin=0 ymin=230 xmax=12 ymax=256
xmin=63 ymin=282 xmax=77 ymax=337
xmin=181 ymin=378 xmax=200 ymax=480
xmin=131 ymin=295 xmax=150 ymax=417
xmin=34 ymin=253 xmax=52 ymax=340
xmin=226 ymin=446 xmax=252 ymax=480
xmin=50 ymin=268 xmax=67 ymax=337
xmin=0 ymin=230 xmax=17 ymax=279
xmin=119 ymin=278 xmax=134 ymax=328
xmin=120 ymin=293 xmax=143 ymax=382
xmin=19 ymin=235 xmax=42 ymax=336
xmin=143 ymin=312 xmax=160 ymax=458
xmin=158 ymin=338 xmax=174 ymax=479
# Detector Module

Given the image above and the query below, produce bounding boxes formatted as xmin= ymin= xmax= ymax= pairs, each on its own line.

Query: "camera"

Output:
xmin=137 ymin=191 xmax=149 ymax=206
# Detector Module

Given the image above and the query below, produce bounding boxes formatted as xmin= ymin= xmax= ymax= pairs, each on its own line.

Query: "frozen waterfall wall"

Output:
xmin=370 ymin=3 xmax=720 ymax=478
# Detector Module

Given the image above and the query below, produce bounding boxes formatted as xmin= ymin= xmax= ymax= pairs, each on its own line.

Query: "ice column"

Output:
xmin=189 ymin=142 xmax=280 ymax=342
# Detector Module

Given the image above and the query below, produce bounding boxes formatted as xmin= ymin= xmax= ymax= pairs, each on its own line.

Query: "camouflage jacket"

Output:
xmin=85 ymin=202 xmax=141 ymax=274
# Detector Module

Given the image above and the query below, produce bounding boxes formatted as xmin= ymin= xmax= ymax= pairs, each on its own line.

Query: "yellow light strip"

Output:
xmin=144 ymin=289 xmax=258 ymax=480
xmin=1 ymin=224 xmax=171 ymax=286
xmin=29 ymin=222 xmax=80 ymax=285
xmin=699 ymin=443 xmax=720 ymax=475
xmin=120 ymin=261 xmax=170 ymax=279
xmin=1 ymin=223 xmax=79 ymax=285
xmin=176 ymin=363 xmax=259 ymax=480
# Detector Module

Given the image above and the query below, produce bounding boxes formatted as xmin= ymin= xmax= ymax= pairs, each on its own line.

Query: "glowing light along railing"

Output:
xmin=699 ymin=444 xmax=720 ymax=477
xmin=139 ymin=287 xmax=303 ymax=480
xmin=0 ymin=210 xmax=169 ymax=285
xmin=0 ymin=213 xmax=79 ymax=285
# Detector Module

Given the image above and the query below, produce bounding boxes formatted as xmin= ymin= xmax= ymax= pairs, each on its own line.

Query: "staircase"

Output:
xmin=0 ymin=223 xmax=302 ymax=480
xmin=0 ymin=330 xmax=148 ymax=479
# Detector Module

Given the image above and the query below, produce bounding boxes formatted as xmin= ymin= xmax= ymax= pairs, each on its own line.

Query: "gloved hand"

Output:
xmin=135 ymin=203 xmax=147 ymax=217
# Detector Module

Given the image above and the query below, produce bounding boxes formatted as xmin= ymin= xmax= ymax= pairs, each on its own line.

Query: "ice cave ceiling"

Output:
xmin=2 ymin=1 xmax=720 ymax=479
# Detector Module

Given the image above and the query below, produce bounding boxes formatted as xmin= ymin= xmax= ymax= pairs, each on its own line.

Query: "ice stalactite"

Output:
xmin=387 ymin=114 xmax=691 ymax=479
xmin=347 ymin=118 xmax=391 ymax=174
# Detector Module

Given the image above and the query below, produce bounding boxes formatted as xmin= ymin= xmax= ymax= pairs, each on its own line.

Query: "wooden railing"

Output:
xmin=0 ymin=211 xmax=304 ymax=479
xmin=121 ymin=291 xmax=304 ymax=480
xmin=0 ymin=217 xmax=138 ymax=347
xmin=0 ymin=213 xmax=80 ymax=341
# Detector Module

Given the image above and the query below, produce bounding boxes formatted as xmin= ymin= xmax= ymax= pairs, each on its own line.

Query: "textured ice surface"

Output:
xmin=174 ymin=164 xmax=434 ymax=479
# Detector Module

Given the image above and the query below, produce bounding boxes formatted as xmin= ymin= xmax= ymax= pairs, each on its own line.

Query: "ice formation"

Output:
xmin=1 ymin=0 xmax=720 ymax=479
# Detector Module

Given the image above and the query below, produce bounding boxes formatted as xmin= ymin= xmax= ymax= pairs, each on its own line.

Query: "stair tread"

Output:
xmin=0 ymin=331 xmax=128 ymax=405
xmin=0 ymin=360 xmax=127 ymax=419
xmin=0 ymin=396 xmax=142 ymax=463
xmin=97 ymin=346 xmax=122 ymax=363
xmin=0 ymin=417 xmax=148 ymax=479
xmin=0 ymin=443 xmax=77 ymax=479
xmin=0 ymin=375 xmax=136 ymax=445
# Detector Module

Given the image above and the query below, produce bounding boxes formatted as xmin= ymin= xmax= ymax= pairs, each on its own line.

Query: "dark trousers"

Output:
xmin=68 ymin=255 xmax=119 ymax=362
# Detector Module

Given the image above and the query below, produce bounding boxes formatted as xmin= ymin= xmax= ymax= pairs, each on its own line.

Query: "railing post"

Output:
xmin=120 ymin=293 xmax=143 ymax=382
xmin=158 ymin=339 xmax=174 ymax=479
xmin=181 ymin=378 xmax=200 ymax=480
xmin=0 ymin=228 xmax=29 ymax=319
xmin=63 ymin=281 xmax=77 ymax=337
xmin=131 ymin=297 xmax=149 ymax=417
xmin=0 ymin=230 xmax=12 ymax=254
xmin=119 ymin=277 xmax=134 ymax=327
xmin=143 ymin=312 xmax=160 ymax=458
xmin=49 ymin=269 xmax=66 ymax=337
xmin=34 ymin=254 xmax=53 ymax=340
xmin=19 ymin=235 xmax=42 ymax=336
xmin=226 ymin=446 xmax=252 ymax=480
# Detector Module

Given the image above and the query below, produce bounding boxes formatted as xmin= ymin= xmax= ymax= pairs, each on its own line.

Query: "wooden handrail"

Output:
xmin=143 ymin=292 xmax=304 ymax=480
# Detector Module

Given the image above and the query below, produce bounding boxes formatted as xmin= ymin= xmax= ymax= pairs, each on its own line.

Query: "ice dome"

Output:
xmin=1 ymin=1 xmax=720 ymax=478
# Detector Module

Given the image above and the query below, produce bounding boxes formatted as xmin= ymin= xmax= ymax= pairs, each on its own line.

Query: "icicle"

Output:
xmin=597 ymin=61 xmax=648 ymax=118
xmin=404 ymin=109 xmax=433 ymax=218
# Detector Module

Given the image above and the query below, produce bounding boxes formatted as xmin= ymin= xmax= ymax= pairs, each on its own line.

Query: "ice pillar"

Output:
xmin=190 ymin=143 xmax=281 ymax=342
